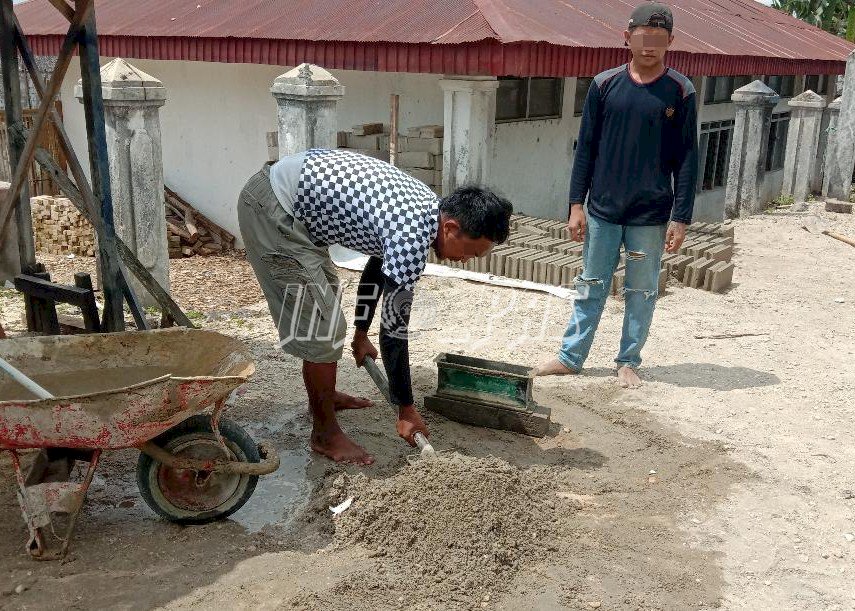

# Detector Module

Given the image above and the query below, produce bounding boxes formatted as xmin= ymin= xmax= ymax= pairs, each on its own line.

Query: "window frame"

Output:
xmin=765 ymin=112 xmax=790 ymax=172
xmin=697 ymin=119 xmax=735 ymax=193
xmin=703 ymin=76 xmax=751 ymax=105
xmin=495 ymin=76 xmax=564 ymax=123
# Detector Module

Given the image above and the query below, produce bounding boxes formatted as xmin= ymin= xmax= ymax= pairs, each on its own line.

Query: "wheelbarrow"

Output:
xmin=0 ymin=328 xmax=279 ymax=560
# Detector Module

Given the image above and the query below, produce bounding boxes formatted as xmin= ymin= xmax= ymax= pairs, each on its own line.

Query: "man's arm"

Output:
xmin=671 ymin=92 xmax=699 ymax=225
xmin=352 ymin=256 xmax=383 ymax=365
xmin=568 ymin=81 xmax=604 ymax=213
xmin=379 ymin=278 xmax=414 ymax=407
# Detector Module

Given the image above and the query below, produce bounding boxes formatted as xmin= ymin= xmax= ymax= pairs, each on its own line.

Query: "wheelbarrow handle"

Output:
xmin=0 ymin=356 xmax=53 ymax=400
xmin=362 ymin=356 xmax=434 ymax=455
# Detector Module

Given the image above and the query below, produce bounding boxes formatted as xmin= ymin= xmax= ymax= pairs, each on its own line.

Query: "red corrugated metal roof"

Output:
xmin=14 ymin=0 xmax=854 ymax=76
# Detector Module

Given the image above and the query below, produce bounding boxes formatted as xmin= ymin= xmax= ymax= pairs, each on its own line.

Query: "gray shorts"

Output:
xmin=237 ymin=160 xmax=346 ymax=363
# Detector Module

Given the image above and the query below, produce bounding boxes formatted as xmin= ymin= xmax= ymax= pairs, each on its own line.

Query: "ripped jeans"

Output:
xmin=558 ymin=213 xmax=667 ymax=371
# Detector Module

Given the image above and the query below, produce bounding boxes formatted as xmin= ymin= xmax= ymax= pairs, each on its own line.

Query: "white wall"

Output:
xmin=490 ymin=78 xmax=579 ymax=220
xmin=58 ymin=59 xmax=444 ymax=243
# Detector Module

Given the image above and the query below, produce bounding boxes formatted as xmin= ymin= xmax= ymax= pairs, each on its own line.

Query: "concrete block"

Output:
xmin=684 ymin=258 xmax=718 ymax=288
xmin=611 ymin=267 xmax=626 ymax=296
xmin=660 ymin=253 xmax=679 ymax=270
xmin=346 ymin=133 xmax=386 ymax=150
xmin=535 ymin=254 xmax=567 ymax=284
xmin=402 ymin=168 xmax=434 ymax=184
xmin=504 ymin=248 xmax=539 ymax=279
xmin=399 ymin=136 xmax=443 ymax=155
xmin=433 ymin=170 xmax=443 ymax=186
xmin=490 ymin=245 xmax=524 ymax=276
xmin=825 ymin=199 xmax=854 ymax=214
xmin=678 ymin=239 xmax=699 ymax=255
xmin=704 ymin=261 xmax=735 ymax=293
xmin=396 ymin=151 xmax=434 ymax=168
xmin=337 ymin=131 xmax=349 ymax=147
xmin=409 ymin=125 xmax=444 ymax=138
xmin=687 ymin=241 xmax=715 ymax=259
xmin=352 ymin=122 xmax=384 ymax=136
xmin=691 ymin=222 xmax=710 ymax=234
xmin=658 ymin=267 xmax=667 ymax=294
xmin=424 ymin=394 xmax=550 ymax=437
xmin=520 ymin=251 xmax=554 ymax=281
xmin=705 ymin=243 xmax=733 ymax=262
xmin=664 ymin=255 xmax=691 ymax=280
xmin=716 ymin=223 xmax=735 ymax=239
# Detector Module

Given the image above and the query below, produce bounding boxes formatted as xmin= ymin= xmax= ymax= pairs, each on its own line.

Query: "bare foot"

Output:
xmin=616 ymin=366 xmax=642 ymax=389
xmin=396 ymin=405 xmax=429 ymax=447
xmin=311 ymin=430 xmax=375 ymax=465
xmin=333 ymin=391 xmax=374 ymax=411
xmin=533 ymin=358 xmax=577 ymax=377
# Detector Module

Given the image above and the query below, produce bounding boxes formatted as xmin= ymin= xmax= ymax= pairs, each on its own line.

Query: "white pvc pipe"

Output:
xmin=0 ymin=356 xmax=54 ymax=400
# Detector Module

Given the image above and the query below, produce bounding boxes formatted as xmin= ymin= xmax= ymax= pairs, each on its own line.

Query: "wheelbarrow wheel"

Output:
xmin=136 ymin=415 xmax=260 ymax=524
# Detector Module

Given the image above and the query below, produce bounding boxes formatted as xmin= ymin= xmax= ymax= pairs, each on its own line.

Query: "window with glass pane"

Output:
xmin=496 ymin=77 xmax=563 ymax=122
xmin=574 ymin=77 xmax=593 ymax=116
xmin=805 ymin=74 xmax=830 ymax=95
xmin=497 ymin=78 xmax=527 ymax=121
xmin=765 ymin=113 xmax=790 ymax=171
xmin=781 ymin=76 xmax=795 ymax=97
xmin=528 ymin=78 xmax=563 ymax=118
xmin=698 ymin=120 xmax=734 ymax=192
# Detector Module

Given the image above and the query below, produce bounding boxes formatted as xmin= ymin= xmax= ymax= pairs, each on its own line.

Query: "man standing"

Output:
xmin=238 ymin=148 xmax=512 ymax=465
xmin=536 ymin=2 xmax=697 ymax=387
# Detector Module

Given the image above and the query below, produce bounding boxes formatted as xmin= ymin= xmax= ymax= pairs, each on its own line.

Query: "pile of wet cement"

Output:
xmin=303 ymin=453 xmax=579 ymax=609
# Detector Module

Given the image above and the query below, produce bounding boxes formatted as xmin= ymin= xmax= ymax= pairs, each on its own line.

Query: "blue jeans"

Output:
xmin=558 ymin=213 xmax=667 ymax=371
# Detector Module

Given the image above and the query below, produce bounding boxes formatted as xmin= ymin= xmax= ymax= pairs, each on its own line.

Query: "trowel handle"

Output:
xmin=363 ymin=356 xmax=392 ymax=404
xmin=0 ymin=356 xmax=54 ymax=400
xmin=363 ymin=357 xmax=436 ymax=455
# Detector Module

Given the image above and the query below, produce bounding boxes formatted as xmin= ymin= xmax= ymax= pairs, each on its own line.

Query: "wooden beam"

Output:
xmin=0 ymin=0 xmax=36 ymax=271
xmin=0 ymin=0 xmax=93 ymax=242
xmin=32 ymin=147 xmax=194 ymax=328
xmin=46 ymin=0 xmax=75 ymax=22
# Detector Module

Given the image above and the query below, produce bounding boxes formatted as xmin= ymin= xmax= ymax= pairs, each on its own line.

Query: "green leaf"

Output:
xmin=847 ymin=5 xmax=855 ymax=41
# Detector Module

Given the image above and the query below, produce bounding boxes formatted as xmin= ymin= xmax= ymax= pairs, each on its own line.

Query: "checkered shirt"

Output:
xmin=295 ymin=149 xmax=440 ymax=292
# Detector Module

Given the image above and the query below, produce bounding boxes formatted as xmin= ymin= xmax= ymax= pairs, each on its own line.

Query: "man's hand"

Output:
xmin=568 ymin=204 xmax=586 ymax=242
xmin=665 ymin=221 xmax=688 ymax=254
xmin=397 ymin=404 xmax=429 ymax=446
xmin=350 ymin=329 xmax=378 ymax=367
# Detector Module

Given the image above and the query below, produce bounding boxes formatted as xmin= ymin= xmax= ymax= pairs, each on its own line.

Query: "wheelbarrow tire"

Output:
xmin=136 ymin=415 xmax=260 ymax=524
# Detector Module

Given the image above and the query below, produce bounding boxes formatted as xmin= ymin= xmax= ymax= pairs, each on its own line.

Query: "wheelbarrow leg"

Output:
xmin=53 ymin=450 xmax=101 ymax=561
xmin=7 ymin=449 xmax=102 ymax=560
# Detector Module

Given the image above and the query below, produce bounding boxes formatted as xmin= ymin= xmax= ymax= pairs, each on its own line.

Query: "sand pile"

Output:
xmin=302 ymin=454 xmax=579 ymax=609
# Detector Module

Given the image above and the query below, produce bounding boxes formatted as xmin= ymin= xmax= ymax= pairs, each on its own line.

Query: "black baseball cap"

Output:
xmin=628 ymin=2 xmax=674 ymax=32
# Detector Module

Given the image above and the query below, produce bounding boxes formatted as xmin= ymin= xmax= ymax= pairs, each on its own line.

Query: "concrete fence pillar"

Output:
xmin=271 ymin=64 xmax=345 ymax=158
xmin=814 ymin=96 xmax=839 ymax=194
xmin=821 ymin=96 xmax=842 ymax=197
xmin=781 ymin=90 xmax=826 ymax=202
xmin=76 ymin=58 xmax=169 ymax=307
xmin=724 ymin=80 xmax=780 ymax=218
xmin=824 ymin=50 xmax=855 ymax=200
xmin=439 ymin=77 xmax=499 ymax=193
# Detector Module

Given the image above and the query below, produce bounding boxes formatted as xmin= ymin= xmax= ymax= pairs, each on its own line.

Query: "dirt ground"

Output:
xmin=0 ymin=204 xmax=853 ymax=610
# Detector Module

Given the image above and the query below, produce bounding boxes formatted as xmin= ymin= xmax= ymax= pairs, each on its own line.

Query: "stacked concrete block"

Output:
xmin=337 ymin=122 xmax=391 ymax=162
xmin=30 ymin=195 xmax=95 ymax=256
xmin=397 ymin=125 xmax=444 ymax=196
xmin=428 ymin=213 xmax=736 ymax=295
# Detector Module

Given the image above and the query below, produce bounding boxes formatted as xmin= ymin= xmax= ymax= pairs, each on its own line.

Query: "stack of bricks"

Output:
xmin=337 ymin=123 xmax=444 ymax=196
xmin=428 ymin=213 xmax=736 ymax=294
xmin=30 ymin=195 xmax=95 ymax=256
xmin=395 ymin=125 xmax=443 ymax=197
xmin=337 ymin=122 xmax=391 ymax=162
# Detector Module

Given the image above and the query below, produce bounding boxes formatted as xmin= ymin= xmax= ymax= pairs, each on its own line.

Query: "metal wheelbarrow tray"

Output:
xmin=0 ymin=328 xmax=279 ymax=560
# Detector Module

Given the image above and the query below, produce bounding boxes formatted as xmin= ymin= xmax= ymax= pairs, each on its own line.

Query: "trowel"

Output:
xmin=362 ymin=356 xmax=436 ymax=457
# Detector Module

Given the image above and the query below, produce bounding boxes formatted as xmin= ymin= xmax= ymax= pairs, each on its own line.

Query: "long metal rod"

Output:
xmin=76 ymin=5 xmax=124 ymax=332
xmin=32 ymin=147 xmax=194 ymax=327
xmin=0 ymin=0 xmax=92 ymax=243
xmin=0 ymin=0 xmax=35 ymax=272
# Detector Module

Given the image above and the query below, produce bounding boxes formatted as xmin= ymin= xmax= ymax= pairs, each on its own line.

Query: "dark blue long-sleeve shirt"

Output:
xmin=570 ymin=64 xmax=698 ymax=225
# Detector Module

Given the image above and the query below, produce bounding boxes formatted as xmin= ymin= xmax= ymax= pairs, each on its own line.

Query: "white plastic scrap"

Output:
xmin=329 ymin=497 xmax=354 ymax=516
